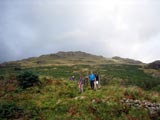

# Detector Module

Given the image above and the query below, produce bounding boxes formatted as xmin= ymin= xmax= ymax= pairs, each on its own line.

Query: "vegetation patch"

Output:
xmin=0 ymin=63 xmax=160 ymax=119
xmin=17 ymin=71 xmax=41 ymax=89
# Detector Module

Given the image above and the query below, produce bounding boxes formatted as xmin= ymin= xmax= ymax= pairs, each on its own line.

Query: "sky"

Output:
xmin=0 ymin=0 xmax=160 ymax=63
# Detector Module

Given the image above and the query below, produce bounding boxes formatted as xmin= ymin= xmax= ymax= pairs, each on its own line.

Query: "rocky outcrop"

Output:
xmin=121 ymin=98 xmax=160 ymax=118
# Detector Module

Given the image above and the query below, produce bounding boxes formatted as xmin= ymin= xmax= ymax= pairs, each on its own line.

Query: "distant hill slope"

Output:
xmin=147 ymin=60 xmax=160 ymax=69
xmin=112 ymin=56 xmax=143 ymax=65
xmin=0 ymin=51 xmax=143 ymax=67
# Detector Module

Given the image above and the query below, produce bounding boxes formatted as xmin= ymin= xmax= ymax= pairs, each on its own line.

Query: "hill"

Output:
xmin=0 ymin=51 xmax=143 ymax=67
xmin=0 ymin=54 xmax=160 ymax=119
xmin=147 ymin=60 xmax=160 ymax=69
xmin=0 ymin=64 xmax=160 ymax=119
xmin=112 ymin=56 xmax=143 ymax=65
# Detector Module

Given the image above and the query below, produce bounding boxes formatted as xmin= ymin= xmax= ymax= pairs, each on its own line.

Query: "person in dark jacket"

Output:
xmin=70 ymin=75 xmax=75 ymax=81
xmin=95 ymin=73 xmax=99 ymax=89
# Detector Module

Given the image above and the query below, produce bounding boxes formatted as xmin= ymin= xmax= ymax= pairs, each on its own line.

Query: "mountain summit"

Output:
xmin=1 ymin=51 xmax=143 ymax=67
xmin=40 ymin=51 xmax=104 ymax=59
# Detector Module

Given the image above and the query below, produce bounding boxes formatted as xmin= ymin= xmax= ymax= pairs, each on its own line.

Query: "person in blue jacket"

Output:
xmin=89 ymin=71 xmax=95 ymax=89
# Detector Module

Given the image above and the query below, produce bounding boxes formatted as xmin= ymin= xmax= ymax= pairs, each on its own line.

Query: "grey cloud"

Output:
xmin=0 ymin=0 xmax=160 ymax=63
xmin=0 ymin=40 xmax=13 ymax=62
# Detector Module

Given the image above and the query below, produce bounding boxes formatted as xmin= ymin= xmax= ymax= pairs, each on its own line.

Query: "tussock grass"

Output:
xmin=0 ymin=64 xmax=160 ymax=119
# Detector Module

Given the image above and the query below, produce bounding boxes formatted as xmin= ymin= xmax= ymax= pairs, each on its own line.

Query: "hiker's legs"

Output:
xmin=90 ymin=81 xmax=94 ymax=89
xmin=94 ymin=81 xmax=97 ymax=90
xmin=96 ymin=81 xmax=99 ymax=88
xmin=90 ymin=81 xmax=92 ymax=89
xmin=92 ymin=81 xmax=94 ymax=89
xmin=81 ymin=84 xmax=83 ymax=93
xmin=78 ymin=84 xmax=81 ymax=93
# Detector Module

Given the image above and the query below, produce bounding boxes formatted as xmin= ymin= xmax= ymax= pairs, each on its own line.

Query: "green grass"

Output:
xmin=99 ymin=64 xmax=160 ymax=90
xmin=0 ymin=64 xmax=160 ymax=119
xmin=1 ymin=64 xmax=160 ymax=91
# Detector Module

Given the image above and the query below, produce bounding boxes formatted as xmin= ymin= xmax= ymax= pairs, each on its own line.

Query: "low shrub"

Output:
xmin=17 ymin=71 xmax=41 ymax=89
xmin=0 ymin=101 xmax=23 ymax=119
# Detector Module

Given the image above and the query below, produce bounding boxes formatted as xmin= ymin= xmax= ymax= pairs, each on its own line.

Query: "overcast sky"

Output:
xmin=0 ymin=0 xmax=160 ymax=63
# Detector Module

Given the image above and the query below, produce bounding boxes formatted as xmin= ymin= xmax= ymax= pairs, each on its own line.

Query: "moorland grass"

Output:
xmin=0 ymin=64 xmax=160 ymax=119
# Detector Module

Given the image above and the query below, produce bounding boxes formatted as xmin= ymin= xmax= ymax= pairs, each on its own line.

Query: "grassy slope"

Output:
xmin=1 ymin=79 xmax=159 ymax=120
xmin=1 ymin=51 xmax=143 ymax=67
xmin=0 ymin=64 xmax=160 ymax=119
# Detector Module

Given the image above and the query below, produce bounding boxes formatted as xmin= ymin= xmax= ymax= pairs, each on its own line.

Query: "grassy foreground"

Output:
xmin=0 ymin=64 xmax=160 ymax=120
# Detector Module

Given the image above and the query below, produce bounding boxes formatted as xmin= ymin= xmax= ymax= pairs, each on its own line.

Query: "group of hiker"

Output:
xmin=70 ymin=71 xmax=100 ymax=93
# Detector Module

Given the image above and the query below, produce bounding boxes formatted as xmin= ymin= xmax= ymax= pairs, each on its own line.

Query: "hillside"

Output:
xmin=1 ymin=51 xmax=143 ymax=67
xmin=112 ymin=56 xmax=143 ymax=65
xmin=0 ymin=59 xmax=160 ymax=119
xmin=147 ymin=60 xmax=160 ymax=69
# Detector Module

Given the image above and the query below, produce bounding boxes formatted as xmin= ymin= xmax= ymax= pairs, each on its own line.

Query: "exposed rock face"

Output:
xmin=147 ymin=60 xmax=160 ymax=69
xmin=55 ymin=51 xmax=104 ymax=59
